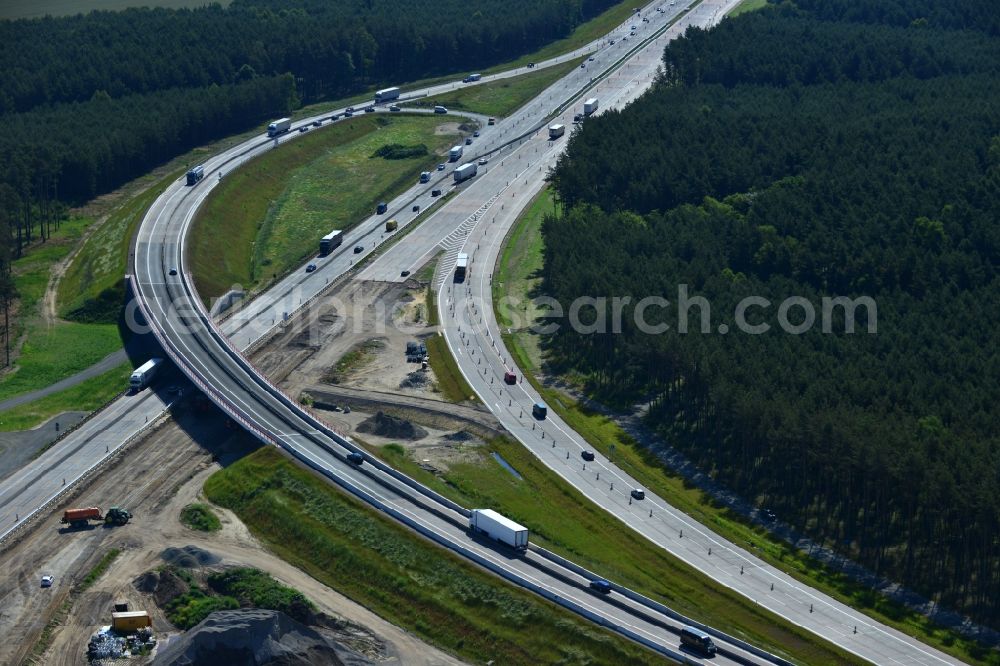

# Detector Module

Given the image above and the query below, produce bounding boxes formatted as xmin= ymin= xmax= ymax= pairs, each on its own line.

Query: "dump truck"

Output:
xmin=62 ymin=507 xmax=104 ymax=528
xmin=267 ymin=117 xmax=291 ymax=137
xmin=449 ymin=145 xmax=463 ymax=161
xmin=385 ymin=219 xmax=398 ymax=232
xmin=453 ymin=162 xmax=477 ymax=183
xmin=129 ymin=358 xmax=163 ymax=391
xmin=374 ymin=86 xmax=400 ymax=103
xmin=469 ymin=509 xmax=528 ymax=550
xmin=455 ymin=253 xmax=469 ymax=281
xmin=548 ymin=124 xmax=565 ymax=139
xmin=112 ymin=611 xmax=151 ymax=633
xmin=584 ymin=97 xmax=599 ymax=115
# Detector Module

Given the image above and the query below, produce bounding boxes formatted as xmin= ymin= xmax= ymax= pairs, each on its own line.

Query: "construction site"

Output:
xmin=0 ymin=263 xmax=489 ymax=665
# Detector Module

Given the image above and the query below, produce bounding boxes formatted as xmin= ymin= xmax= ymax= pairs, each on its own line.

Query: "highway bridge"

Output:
xmin=0 ymin=0 xmax=966 ymax=664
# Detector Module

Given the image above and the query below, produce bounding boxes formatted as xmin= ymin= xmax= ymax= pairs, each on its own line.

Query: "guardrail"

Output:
xmin=531 ymin=545 xmax=791 ymax=665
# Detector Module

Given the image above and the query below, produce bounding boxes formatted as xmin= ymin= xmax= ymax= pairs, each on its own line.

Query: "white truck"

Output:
xmin=419 ymin=171 xmax=431 ymax=183
xmin=469 ymin=509 xmax=528 ymax=551
xmin=584 ymin=97 xmax=599 ymax=115
xmin=375 ymin=86 xmax=400 ymax=103
xmin=130 ymin=358 xmax=163 ymax=391
xmin=449 ymin=145 xmax=464 ymax=161
xmin=453 ymin=162 xmax=477 ymax=183
xmin=548 ymin=123 xmax=566 ymax=139
xmin=463 ymin=73 xmax=482 ymax=83
xmin=455 ymin=252 xmax=469 ymax=280
xmin=267 ymin=117 xmax=291 ymax=137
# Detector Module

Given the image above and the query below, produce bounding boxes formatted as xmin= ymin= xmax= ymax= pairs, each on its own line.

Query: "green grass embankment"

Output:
xmin=415 ymin=57 xmax=586 ymax=119
xmin=204 ymin=446 xmax=665 ymax=665
xmin=189 ymin=114 xmax=458 ymax=304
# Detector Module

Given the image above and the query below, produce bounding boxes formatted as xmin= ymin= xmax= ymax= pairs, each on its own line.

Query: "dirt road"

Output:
xmin=0 ymin=406 xmax=464 ymax=666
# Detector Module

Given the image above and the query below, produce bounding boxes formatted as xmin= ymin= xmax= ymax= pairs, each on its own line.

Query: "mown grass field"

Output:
xmin=0 ymin=215 xmax=124 ymax=405
xmin=493 ymin=182 xmax=997 ymax=666
xmin=415 ymin=57 xmax=585 ymax=119
xmin=0 ymin=363 xmax=130 ymax=432
xmin=204 ymin=446 xmax=665 ymax=665
xmin=728 ymin=0 xmax=768 ymax=17
xmin=190 ymin=114 xmax=458 ymax=303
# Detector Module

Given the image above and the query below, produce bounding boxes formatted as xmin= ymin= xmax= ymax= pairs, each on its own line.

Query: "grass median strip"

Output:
xmin=204 ymin=446 xmax=664 ymax=665
xmin=415 ymin=57 xmax=586 ymax=119
xmin=190 ymin=114 xmax=459 ymax=304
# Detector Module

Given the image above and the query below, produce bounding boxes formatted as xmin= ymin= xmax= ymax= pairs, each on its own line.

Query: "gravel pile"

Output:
xmin=153 ymin=609 xmax=372 ymax=666
xmin=356 ymin=411 xmax=427 ymax=440
xmin=160 ymin=545 xmax=220 ymax=568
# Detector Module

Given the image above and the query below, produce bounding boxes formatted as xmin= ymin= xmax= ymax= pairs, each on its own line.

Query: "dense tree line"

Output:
xmin=545 ymin=2 xmax=1000 ymax=629
xmin=0 ymin=0 xmax=620 ymax=341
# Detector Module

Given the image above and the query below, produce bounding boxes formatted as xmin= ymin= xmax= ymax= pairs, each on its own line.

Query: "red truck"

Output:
xmin=61 ymin=506 xmax=131 ymax=528
xmin=62 ymin=507 xmax=103 ymax=528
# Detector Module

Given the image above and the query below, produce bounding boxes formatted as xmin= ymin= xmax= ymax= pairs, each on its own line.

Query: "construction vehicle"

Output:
xmin=385 ymin=219 xmax=398 ymax=232
xmin=105 ymin=507 xmax=132 ymax=525
xmin=61 ymin=507 xmax=104 ymax=528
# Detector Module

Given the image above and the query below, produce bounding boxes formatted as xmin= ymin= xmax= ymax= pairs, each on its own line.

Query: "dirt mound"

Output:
xmin=161 ymin=545 xmax=220 ymax=568
xmin=355 ymin=412 xmax=427 ymax=440
xmin=153 ymin=608 xmax=372 ymax=666
xmin=133 ymin=568 xmax=190 ymax=608
xmin=398 ymin=371 xmax=429 ymax=389
xmin=443 ymin=430 xmax=473 ymax=442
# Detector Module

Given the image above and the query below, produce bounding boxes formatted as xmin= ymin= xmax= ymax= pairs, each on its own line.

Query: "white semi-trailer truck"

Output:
xmin=453 ymin=162 xmax=477 ymax=183
xmin=584 ymin=97 xmax=599 ymax=115
xmin=267 ymin=117 xmax=291 ymax=137
xmin=469 ymin=509 xmax=528 ymax=550
xmin=449 ymin=145 xmax=463 ymax=161
xmin=548 ymin=124 xmax=566 ymax=139
xmin=130 ymin=358 xmax=163 ymax=391
xmin=374 ymin=86 xmax=400 ymax=103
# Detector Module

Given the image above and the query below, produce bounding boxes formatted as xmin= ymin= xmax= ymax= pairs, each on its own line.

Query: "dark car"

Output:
xmin=353 ymin=245 xmax=364 ymax=254
xmin=312 ymin=120 xmax=321 ymax=127
xmin=465 ymin=137 xmax=473 ymax=145
xmin=527 ymin=62 xmax=535 ymax=68
xmin=299 ymin=126 xmax=309 ymax=132
xmin=581 ymin=450 xmax=595 ymax=462
xmin=412 ymin=205 xmax=420 ymax=212
xmin=346 ymin=452 xmax=364 ymax=465
xmin=365 ymin=106 xmax=375 ymax=113
xmin=473 ymin=131 xmax=480 ymax=137
xmin=574 ymin=113 xmax=583 ymax=122
xmin=630 ymin=488 xmax=645 ymax=501
xmin=306 ymin=263 xmax=317 ymax=272
xmin=168 ymin=267 xmax=178 ymax=276
xmin=400 ymin=270 xmax=411 ymax=277
xmin=431 ymin=189 xmax=442 ymax=197
xmin=589 ymin=579 xmax=612 ymax=594
xmin=504 ymin=371 xmax=517 ymax=385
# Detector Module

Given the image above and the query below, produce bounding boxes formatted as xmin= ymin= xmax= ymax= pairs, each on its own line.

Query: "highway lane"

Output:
xmin=0 ymin=0 xmax=674 ymax=547
xmin=2 ymin=1 xmax=953 ymax=663
xmin=131 ymin=94 xmax=766 ymax=664
xmin=422 ymin=4 xmax=967 ymax=666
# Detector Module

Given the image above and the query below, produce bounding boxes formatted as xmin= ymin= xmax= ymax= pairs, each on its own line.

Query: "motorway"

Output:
xmin=0 ymin=0 xmax=966 ymax=664
xmin=129 ymin=2 xmax=781 ymax=663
